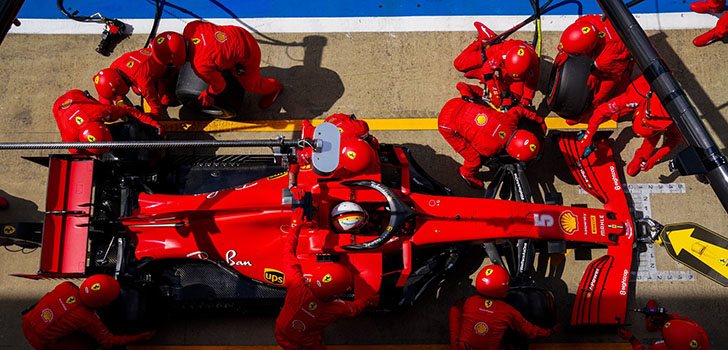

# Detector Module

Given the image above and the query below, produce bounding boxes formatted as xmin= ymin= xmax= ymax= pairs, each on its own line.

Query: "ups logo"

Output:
xmin=264 ymin=268 xmax=285 ymax=285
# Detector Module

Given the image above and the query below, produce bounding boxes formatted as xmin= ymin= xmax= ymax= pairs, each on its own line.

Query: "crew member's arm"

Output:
xmin=448 ymin=299 xmax=465 ymax=350
xmin=454 ymin=40 xmax=485 ymax=73
xmin=194 ymin=60 xmax=227 ymax=97
xmin=283 ymin=207 xmax=308 ymax=288
xmin=75 ymin=309 xmax=154 ymax=348
xmin=593 ymin=42 xmax=631 ymax=78
xmin=507 ymin=307 xmax=552 ymax=339
xmin=580 ymin=88 xmax=638 ymax=146
xmin=520 ymin=57 xmax=540 ymax=106
xmin=136 ymin=66 xmax=165 ymax=116
xmin=325 ymin=276 xmax=377 ymax=321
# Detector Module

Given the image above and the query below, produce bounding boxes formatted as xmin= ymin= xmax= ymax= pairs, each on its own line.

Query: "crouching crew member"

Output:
xmin=22 ymin=275 xmax=154 ymax=349
xmin=577 ymin=76 xmax=682 ymax=176
xmin=52 ymin=89 xmax=162 ymax=156
xmin=151 ymin=20 xmax=283 ymax=109
xmin=274 ymin=207 xmax=378 ymax=349
xmin=449 ymin=265 xmax=555 ymax=350
xmin=619 ymin=300 xmax=710 ymax=349
xmin=690 ymin=0 xmax=728 ymax=46
xmin=93 ymin=47 xmax=178 ymax=117
xmin=438 ymin=98 xmax=543 ymax=189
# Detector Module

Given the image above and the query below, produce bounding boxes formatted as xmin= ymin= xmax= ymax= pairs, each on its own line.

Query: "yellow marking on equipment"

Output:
xmin=159 ymin=117 xmax=616 ymax=133
xmin=667 ymin=228 xmax=728 ymax=278
xmin=130 ymin=343 xmax=632 ymax=349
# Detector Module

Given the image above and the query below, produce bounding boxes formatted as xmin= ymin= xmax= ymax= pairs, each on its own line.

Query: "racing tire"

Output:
xmin=176 ymin=62 xmax=240 ymax=119
xmin=546 ymin=55 xmax=594 ymax=120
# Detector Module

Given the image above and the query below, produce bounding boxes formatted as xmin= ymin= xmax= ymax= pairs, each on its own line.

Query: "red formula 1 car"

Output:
xmin=11 ymin=121 xmax=634 ymax=329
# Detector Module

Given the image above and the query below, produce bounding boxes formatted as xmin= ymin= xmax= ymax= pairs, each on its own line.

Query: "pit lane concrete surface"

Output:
xmin=0 ymin=27 xmax=727 ymax=349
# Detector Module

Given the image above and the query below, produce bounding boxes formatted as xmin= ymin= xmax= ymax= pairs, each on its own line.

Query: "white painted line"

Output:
xmin=11 ymin=12 xmax=718 ymax=35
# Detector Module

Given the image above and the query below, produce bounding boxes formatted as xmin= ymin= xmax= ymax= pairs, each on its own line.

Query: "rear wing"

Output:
xmin=15 ymin=156 xmax=94 ymax=279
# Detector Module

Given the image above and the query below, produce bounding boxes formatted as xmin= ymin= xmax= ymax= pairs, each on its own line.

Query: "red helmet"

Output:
xmin=93 ymin=68 xmax=129 ymax=104
xmin=79 ymin=274 xmax=121 ymax=308
xmin=79 ymin=122 xmax=113 ymax=155
xmin=308 ymin=263 xmax=353 ymax=301
xmin=475 ymin=265 xmax=510 ymax=298
xmin=339 ymin=137 xmax=376 ymax=174
xmin=558 ymin=22 xmax=599 ymax=55
xmin=504 ymin=45 xmax=535 ymax=81
xmin=505 ymin=129 xmax=541 ymax=161
xmin=331 ymin=201 xmax=368 ymax=232
xmin=151 ymin=31 xmax=187 ymax=68
xmin=662 ymin=319 xmax=710 ymax=350
xmin=325 ymin=113 xmax=370 ymax=140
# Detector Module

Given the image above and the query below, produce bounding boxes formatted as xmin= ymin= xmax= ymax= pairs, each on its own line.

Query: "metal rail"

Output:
xmin=598 ymin=0 xmax=728 ymax=214
xmin=0 ymin=139 xmax=303 ymax=150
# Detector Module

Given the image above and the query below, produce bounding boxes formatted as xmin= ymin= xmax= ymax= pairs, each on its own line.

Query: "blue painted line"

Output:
xmin=20 ymin=0 xmax=692 ymax=19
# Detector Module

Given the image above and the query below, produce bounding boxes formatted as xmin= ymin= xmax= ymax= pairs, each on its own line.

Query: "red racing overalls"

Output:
xmin=449 ymin=295 xmax=552 ymax=350
xmin=109 ymin=48 xmax=177 ymax=116
xmin=455 ymin=39 xmax=539 ymax=108
xmin=183 ymin=20 xmax=282 ymax=97
xmin=579 ymin=76 xmax=681 ymax=175
xmin=22 ymin=282 xmax=152 ymax=350
xmin=52 ymin=90 xmax=161 ymax=155
xmin=274 ymin=209 xmax=374 ymax=350
xmin=438 ymin=98 xmax=539 ymax=177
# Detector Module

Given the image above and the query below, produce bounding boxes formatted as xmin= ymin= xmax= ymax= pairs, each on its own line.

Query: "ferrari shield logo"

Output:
xmin=91 ymin=283 xmax=101 ymax=291
xmin=156 ymin=36 xmax=165 ymax=45
xmin=308 ymin=301 xmax=318 ymax=311
xmin=3 ymin=225 xmax=15 ymax=235
xmin=473 ymin=322 xmax=489 ymax=335
xmin=599 ymin=31 xmax=606 ymax=38
xmin=75 ymin=116 xmax=84 ymax=125
xmin=529 ymin=144 xmax=537 ymax=152
xmin=475 ymin=114 xmax=488 ymax=126
xmin=66 ymin=296 xmax=76 ymax=304
xmin=559 ymin=211 xmax=578 ymax=235
xmin=485 ymin=268 xmax=493 ymax=276
xmin=347 ymin=151 xmax=357 ymax=160
xmin=126 ymin=61 xmax=134 ymax=68
xmin=498 ymin=131 xmax=506 ymax=139
xmin=517 ymin=48 xmax=525 ymax=56
xmin=264 ymin=268 xmax=285 ymax=285
xmin=690 ymin=340 xmax=699 ymax=348
xmin=87 ymin=135 xmax=96 ymax=143
xmin=192 ymin=38 xmax=201 ymax=45
xmin=322 ymin=273 xmax=333 ymax=283
xmin=484 ymin=299 xmax=493 ymax=308
xmin=581 ymin=26 xmax=591 ymax=34
xmin=93 ymin=75 xmax=100 ymax=84
xmin=215 ymin=31 xmax=228 ymax=43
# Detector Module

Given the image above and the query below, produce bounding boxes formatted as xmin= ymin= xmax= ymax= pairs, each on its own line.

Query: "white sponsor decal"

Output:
xmin=226 ymin=250 xmax=253 ymax=267
xmin=609 ymin=165 xmax=622 ymax=191
xmin=620 ymin=269 xmax=629 ymax=296
xmin=588 ymin=267 xmax=601 ymax=292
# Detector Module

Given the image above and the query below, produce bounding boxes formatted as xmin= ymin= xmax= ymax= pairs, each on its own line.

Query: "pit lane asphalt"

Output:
xmin=0 ymin=30 xmax=727 ymax=348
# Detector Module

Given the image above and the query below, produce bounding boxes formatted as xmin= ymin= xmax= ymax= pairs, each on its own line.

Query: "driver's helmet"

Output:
xmin=151 ymin=31 xmax=187 ymax=69
xmin=475 ymin=265 xmax=510 ymax=298
xmin=503 ymin=45 xmax=535 ymax=81
xmin=558 ymin=22 xmax=599 ymax=55
xmin=80 ymin=274 xmax=121 ymax=308
xmin=309 ymin=263 xmax=353 ymax=301
xmin=505 ymin=129 xmax=540 ymax=161
xmin=93 ymin=68 xmax=129 ymax=105
xmin=325 ymin=113 xmax=370 ymax=140
xmin=662 ymin=319 xmax=710 ymax=350
xmin=331 ymin=201 xmax=368 ymax=233
xmin=79 ymin=122 xmax=113 ymax=155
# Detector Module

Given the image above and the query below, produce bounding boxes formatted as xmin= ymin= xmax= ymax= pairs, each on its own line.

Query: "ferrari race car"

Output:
xmin=5 ymin=118 xmax=636 ymax=328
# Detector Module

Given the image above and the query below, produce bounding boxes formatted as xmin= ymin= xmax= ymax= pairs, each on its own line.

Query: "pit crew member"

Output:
xmin=577 ymin=76 xmax=682 ymax=176
xmin=151 ymin=20 xmax=283 ymax=109
xmin=52 ymin=89 xmax=162 ymax=156
xmin=554 ymin=15 xmax=632 ymax=121
xmin=438 ymin=97 xmax=543 ymax=189
xmin=22 ymin=275 xmax=155 ymax=349
xmin=453 ymin=22 xmax=540 ymax=109
xmin=618 ymin=300 xmax=710 ymax=349
xmin=274 ymin=206 xmax=378 ymax=349
xmin=449 ymin=265 xmax=555 ymax=350
xmin=93 ymin=47 xmax=178 ymax=117
xmin=690 ymin=0 xmax=728 ymax=46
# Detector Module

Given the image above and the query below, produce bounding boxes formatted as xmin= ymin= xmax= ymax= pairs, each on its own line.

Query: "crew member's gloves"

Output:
xmin=198 ymin=89 xmax=216 ymax=107
xmin=642 ymin=156 xmax=660 ymax=172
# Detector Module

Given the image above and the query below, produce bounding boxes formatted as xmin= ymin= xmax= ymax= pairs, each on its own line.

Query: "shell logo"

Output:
xmin=559 ymin=211 xmax=578 ymax=235
xmin=61 ymin=99 xmax=73 ymax=109
xmin=473 ymin=322 xmax=489 ymax=335
xmin=215 ymin=31 xmax=228 ymax=43
xmin=475 ymin=114 xmax=488 ymax=126
xmin=582 ymin=26 xmax=591 ymax=34
xmin=347 ymin=151 xmax=357 ymax=160
xmin=140 ymin=48 xmax=152 ymax=56
xmin=517 ymin=48 xmax=525 ymax=56
xmin=292 ymin=319 xmax=306 ymax=332
xmin=41 ymin=308 xmax=53 ymax=322
xmin=322 ymin=273 xmax=332 ymax=283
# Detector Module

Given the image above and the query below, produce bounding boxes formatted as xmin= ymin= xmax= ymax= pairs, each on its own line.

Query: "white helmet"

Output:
xmin=331 ymin=201 xmax=368 ymax=232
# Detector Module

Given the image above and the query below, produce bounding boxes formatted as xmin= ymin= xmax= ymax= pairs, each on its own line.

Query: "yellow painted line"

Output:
xmin=159 ymin=117 xmax=617 ymax=133
xmin=131 ymin=343 xmax=631 ymax=350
